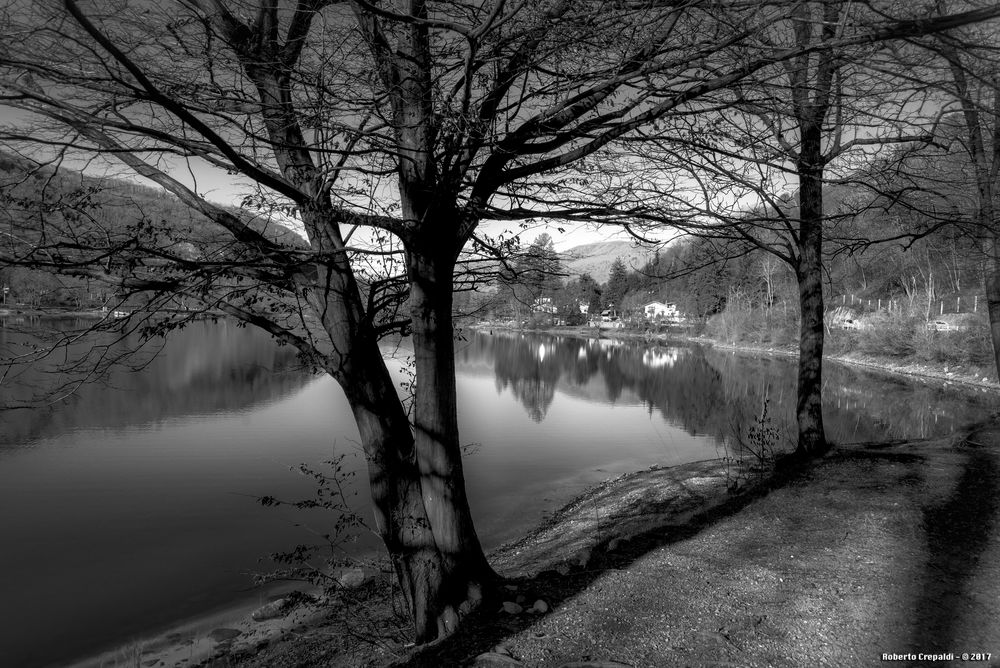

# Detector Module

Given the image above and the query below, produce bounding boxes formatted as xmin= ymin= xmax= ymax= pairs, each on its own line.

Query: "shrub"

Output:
xmin=916 ymin=323 xmax=993 ymax=366
xmin=854 ymin=311 xmax=919 ymax=357
xmin=721 ymin=395 xmax=791 ymax=491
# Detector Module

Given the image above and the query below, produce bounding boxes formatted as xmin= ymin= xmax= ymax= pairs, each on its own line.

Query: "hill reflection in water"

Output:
xmin=459 ymin=330 xmax=993 ymax=447
xmin=0 ymin=318 xmax=312 ymax=447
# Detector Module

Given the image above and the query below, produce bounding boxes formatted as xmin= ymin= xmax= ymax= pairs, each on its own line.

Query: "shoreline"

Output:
xmin=68 ymin=583 xmax=325 ymax=668
xmin=221 ymin=426 xmax=1000 ymax=667
xmin=470 ymin=323 xmax=1000 ymax=393
xmin=207 ymin=457 xmax=768 ymax=668
xmin=0 ymin=307 xmax=226 ymax=319
xmin=0 ymin=307 xmax=106 ymax=318
xmin=69 ymin=325 xmax=998 ymax=666
xmin=11 ymin=310 xmax=989 ymax=393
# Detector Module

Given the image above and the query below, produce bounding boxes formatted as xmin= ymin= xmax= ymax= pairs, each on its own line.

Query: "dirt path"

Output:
xmin=400 ymin=428 xmax=1000 ymax=667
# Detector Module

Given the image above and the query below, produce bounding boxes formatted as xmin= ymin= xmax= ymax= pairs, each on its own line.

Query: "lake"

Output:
xmin=0 ymin=320 xmax=993 ymax=667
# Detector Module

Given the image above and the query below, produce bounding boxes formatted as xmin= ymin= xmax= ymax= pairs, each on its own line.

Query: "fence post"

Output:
xmin=957 ymin=296 xmax=961 ymax=312
xmin=878 ymin=298 xmax=881 ymax=310
xmin=975 ymin=295 xmax=979 ymax=312
xmin=940 ymin=301 xmax=944 ymax=316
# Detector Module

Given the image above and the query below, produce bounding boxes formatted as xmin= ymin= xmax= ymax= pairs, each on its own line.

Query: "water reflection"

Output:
xmin=491 ymin=335 xmax=561 ymax=422
xmin=0 ymin=324 xmax=992 ymax=667
xmin=0 ymin=318 xmax=310 ymax=446
xmin=459 ymin=331 xmax=993 ymax=446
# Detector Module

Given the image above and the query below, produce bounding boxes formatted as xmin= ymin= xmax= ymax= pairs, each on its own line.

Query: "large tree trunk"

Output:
xmin=943 ymin=48 xmax=1000 ymax=384
xmin=968 ymin=123 xmax=1000 ymax=380
xmin=794 ymin=122 xmax=828 ymax=456
xmin=966 ymin=137 xmax=1000 ymax=383
xmin=984 ymin=105 xmax=1000 ymax=380
xmin=406 ymin=243 xmax=499 ymax=642
xmin=320 ymin=341 xmax=477 ymax=642
xmin=982 ymin=223 xmax=1000 ymax=379
xmin=301 ymin=210 xmax=476 ymax=643
xmin=337 ymin=344 xmax=443 ymax=631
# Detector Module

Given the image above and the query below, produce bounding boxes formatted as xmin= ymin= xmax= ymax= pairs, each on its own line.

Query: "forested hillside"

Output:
xmin=0 ymin=151 xmax=303 ymax=309
xmin=472 ymin=129 xmax=995 ymax=377
xmin=560 ymin=241 xmax=656 ymax=284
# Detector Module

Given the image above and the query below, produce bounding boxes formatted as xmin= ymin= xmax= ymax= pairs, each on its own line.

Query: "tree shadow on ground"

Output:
xmin=909 ymin=440 xmax=999 ymax=653
xmin=393 ymin=458 xmax=814 ymax=668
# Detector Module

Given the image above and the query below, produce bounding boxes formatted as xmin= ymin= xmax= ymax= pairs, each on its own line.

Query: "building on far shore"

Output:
xmin=531 ymin=297 xmax=557 ymax=314
xmin=643 ymin=301 xmax=679 ymax=320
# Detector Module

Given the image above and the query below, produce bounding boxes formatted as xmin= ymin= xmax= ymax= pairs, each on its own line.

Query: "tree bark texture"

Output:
xmin=942 ymin=45 xmax=1000 ymax=389
xmin=406 ymin=242 xmax=498 ymax=641
xmin=982 ymin=228 xmax=1000 ymax=378
xmin=338 ymin=343 xmax=441 ymax=633
xmin=794 ymin=121 xmax=828 ymax=456
xmin=299 ymin=205 xmax=485 ymax=642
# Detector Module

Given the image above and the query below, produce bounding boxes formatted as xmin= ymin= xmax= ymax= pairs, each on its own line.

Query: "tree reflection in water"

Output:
xmin=461 ymin=331 xmax=993 ymax=447
xmin=0 ymin=317 xmax=311 ymax=446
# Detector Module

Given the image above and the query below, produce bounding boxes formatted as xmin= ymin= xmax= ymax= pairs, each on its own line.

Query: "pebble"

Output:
xmin=334 ymin=566 xmax=368 ymax=588
xmin=251 ymin=599 xmax=288 ymax=622
xmin=531 ymin=599 xmax=549 ymax=613
xmin=501 ymin=601 xmax=523 ymax=614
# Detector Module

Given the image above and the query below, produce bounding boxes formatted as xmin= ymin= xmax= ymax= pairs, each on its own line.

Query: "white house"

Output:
xmin=531 ymin=296 xmax=557 ymax=314
xmin=643 ymin=301 xmax=678 ymax=320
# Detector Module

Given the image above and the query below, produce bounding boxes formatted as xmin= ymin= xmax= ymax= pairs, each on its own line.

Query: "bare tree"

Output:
xmin=0 ymin=0 xmax=788 ymax=640
xmin=539 ymin=1 xmax=1000 ymax=455
xmin=915 ymin=10 xmax=1000 ymax=374
xmin=2 ymin=0 xmax=1000 ymax=641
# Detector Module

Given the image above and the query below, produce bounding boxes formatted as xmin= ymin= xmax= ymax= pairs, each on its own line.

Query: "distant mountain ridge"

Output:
xmin=560 ymin=240 xmax=657 ymax=284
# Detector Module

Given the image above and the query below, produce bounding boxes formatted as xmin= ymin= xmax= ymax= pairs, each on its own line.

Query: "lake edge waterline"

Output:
xmin=471 ymin=323 xmax=1000 ymax=394
xmin=4 ymin=324 xmax=994 ymax=667
xmin=71 ymin=456 xmax=746 ymax=668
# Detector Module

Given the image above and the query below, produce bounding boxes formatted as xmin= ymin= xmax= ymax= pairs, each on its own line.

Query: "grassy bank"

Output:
xmin=699 ymin=302 xmax=998 ymax=386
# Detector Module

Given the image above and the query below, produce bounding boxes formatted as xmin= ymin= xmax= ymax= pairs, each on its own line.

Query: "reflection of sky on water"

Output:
xmin=0 ymin=373 xmax=354 ymax=667
xmin=460 ymin=369 xmax=712 ymax=545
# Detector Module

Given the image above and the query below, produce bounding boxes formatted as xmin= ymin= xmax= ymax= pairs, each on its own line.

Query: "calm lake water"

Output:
xmin=0 ymin=320 xmax=994 ymax=667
